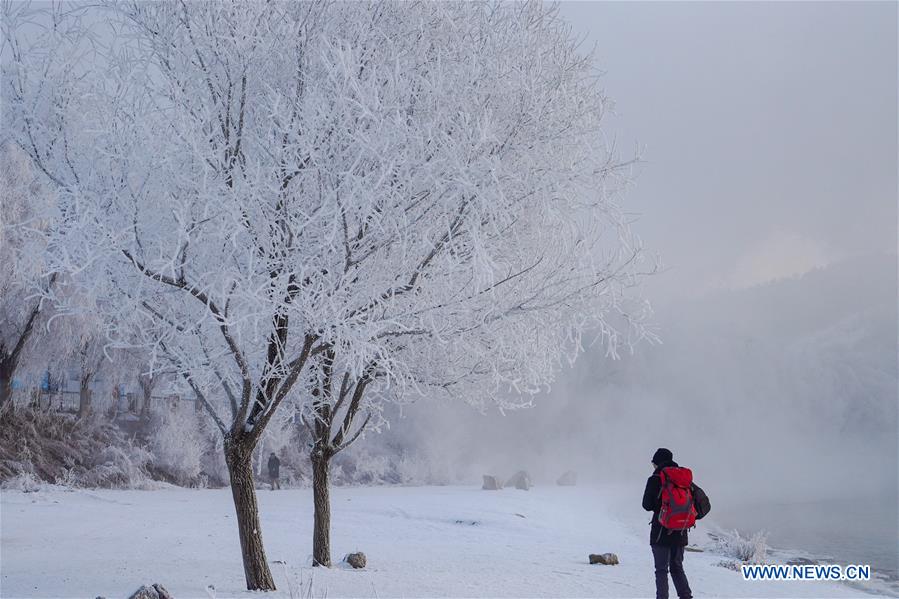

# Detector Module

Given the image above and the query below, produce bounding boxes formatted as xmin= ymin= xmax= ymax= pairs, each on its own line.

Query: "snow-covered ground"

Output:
xmin=0 ymin=485 xmax=876 ymax=598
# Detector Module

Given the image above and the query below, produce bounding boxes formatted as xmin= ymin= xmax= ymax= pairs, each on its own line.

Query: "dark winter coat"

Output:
xmin=267 ymin=455 xmax=280 ymax=479
xmin=642 ymin=460 xmax=689 ymax=546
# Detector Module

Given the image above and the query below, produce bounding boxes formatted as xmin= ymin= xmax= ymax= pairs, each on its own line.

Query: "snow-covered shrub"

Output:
xmin=392 ymin=451 xmax=451 ymax=485
xmin=79 ymin=443 xmax=155 ymax=489
xmin=710 ymin=529 xmax=770 ymax=564
xmin=342 ymin=451 xmax=393 ymax=485
xmin=329 ymin=443 xmax=396 ymax=485
xmin=328 ymin=460 xmax=350 ymax=487
xmin=147 ymin=404 xmax=205 ymax=486
xmin=197 ymin=419 xmax=229 ymax=488
xmin=54 ymin=467 xmax=79 ymax=488
xmin=0 ymin=470 xmax=42 ymax=492
xmin=395 ymin=452 xmax=428 ymax=485
xmin=0 ymin=406 xmax=155 ymax=488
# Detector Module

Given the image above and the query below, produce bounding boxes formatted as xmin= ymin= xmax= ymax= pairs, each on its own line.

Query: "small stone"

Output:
xmin=589 ymin=553 xmax=619 ymax=565
xmin=128 ymin=584 xmax=174 ymax=599
xmin=346 ymin=551 xmax=367 ymax=569
xmin=128 ymin=586 xmax=155 ymax=599
xmin=482 ymin=475 xmax=503 ymax=490
xmin=153 ymin=585 xmax=175 ymax=599
xmin=556 ymin=471 xmax=577 ymax=486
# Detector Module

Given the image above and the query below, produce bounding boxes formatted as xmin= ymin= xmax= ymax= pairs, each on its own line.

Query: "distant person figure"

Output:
xmin=267 ymin=452 xmax=281 ymax=490
xmin=643 ymin=448 xmax=694 ymax=599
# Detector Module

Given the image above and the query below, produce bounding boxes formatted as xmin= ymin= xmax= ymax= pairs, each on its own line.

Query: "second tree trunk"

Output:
xmin=312 ymin=453 xmax=332 ymax=567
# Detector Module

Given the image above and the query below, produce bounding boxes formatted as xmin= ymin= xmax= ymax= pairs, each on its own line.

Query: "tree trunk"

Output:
xmin=0 ymin=360 xmax=15 ymax=408
xmin=78 ymin=377 xmax=92 ymax=417
xmin=225 ymin=441 xmax=276 ymax=591
xmin=140 ymin=385 xmax=151 ymax=421
xmin=312 ymin=452 xmax=332 ymax=567
xmin=0 ymin=383 xmax=11 ymax=413
xmin=0 ymin=377 xmax=11 ymax=408
xmin=0 ymin=295 xmax=48 ymax=409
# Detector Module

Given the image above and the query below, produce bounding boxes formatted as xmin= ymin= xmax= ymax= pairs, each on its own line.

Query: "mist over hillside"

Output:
xmin=375 ymin=253 xmax=897 ymax=506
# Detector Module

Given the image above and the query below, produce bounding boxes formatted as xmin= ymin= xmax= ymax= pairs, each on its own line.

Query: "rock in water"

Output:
xmin=506 ymin=470 xmax=531 ymax=490
xmin=482 ymin=475 xmax=503 ymax=490
xmin=128 ymin=584 xmax=174 ymax=599
xmin=589 ymin=553 xmax=620 ymax=565
xmin=556 ymin=471 xmax=577 ymax=486
xmin=346 ymin=552 xmax=367 ymax=569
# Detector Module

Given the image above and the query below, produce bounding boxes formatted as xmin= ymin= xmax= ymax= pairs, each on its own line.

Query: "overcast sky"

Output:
xmin=558 ymin=1 xmax=897 ymax=301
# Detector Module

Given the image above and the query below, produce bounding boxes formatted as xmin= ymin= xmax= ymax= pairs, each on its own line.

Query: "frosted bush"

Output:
xmin=711 ymin=529 xmax=769 ymax=564
xmin=330 ymin=444 xmax=400 ymax=485
xmin=395 ymin=453 xmax=428 ymax=485
xmin=54 ymin=467 xmax=79 ymax=488
xmin=80 ymin=443 xmax=156 ymax=489
xmin=148 ymin=406 xmax=205 ymax=486
xmin=394 ymin=451 xmax=454 ymax=485
xmin=0 ymin=407 xmax=155 ymax=488
xmin=327 ymin=461 xmax=347 ymax=486
xmin=354 ymin=453 xmax=392 ymax=484
xmin=0 ymin=471 xmax=42 ymax=492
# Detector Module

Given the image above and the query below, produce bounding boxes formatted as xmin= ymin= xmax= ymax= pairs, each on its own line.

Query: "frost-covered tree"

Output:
xmin=69 ymin=322 xmax=111 ymax=418
xmin=137 ymin=367 xmax=161 ymax=422
xmin=0 ymin=146 xmax=57 ymax=408
xmin=3 ymin=0 xmax=653 ymax=587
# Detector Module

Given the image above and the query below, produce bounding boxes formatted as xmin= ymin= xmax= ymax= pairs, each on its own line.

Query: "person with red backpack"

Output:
xmin=642 ymin=448 xmax=710 ymax=599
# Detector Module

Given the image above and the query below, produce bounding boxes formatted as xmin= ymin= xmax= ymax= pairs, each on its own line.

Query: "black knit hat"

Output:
xmin=652 ymin=447 xmax=673 ymax=465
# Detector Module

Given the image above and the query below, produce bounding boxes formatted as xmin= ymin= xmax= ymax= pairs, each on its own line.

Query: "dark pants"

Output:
xmin=652 ymin=545 xmax=692 ymax=599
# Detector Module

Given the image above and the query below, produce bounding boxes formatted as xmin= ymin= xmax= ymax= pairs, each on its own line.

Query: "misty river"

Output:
xmin=715 ymin=494 xmax=899 ymax=593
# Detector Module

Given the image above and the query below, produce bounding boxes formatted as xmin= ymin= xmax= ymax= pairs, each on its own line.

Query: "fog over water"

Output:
xmin=373 ymin=0 xmax=898 ymax=581
xmin=397 ymin=255 xmax=896 ymax=487
xmin=387 ymin=253 xmax=897 ymax=582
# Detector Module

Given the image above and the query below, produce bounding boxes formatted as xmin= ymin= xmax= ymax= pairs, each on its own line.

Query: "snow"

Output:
xmin=0 ymin=485 xmax=871 ymax=598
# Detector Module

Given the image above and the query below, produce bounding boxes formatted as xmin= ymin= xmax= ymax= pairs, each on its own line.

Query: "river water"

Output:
xmin=714 ymin=495 xmax=899 ymax=596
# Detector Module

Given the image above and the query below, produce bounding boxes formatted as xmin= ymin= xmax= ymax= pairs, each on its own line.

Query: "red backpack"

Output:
xmin=658 ymin=467 xmax=697 ymax=531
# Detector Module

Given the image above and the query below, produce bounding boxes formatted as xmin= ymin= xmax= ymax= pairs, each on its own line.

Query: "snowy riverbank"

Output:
xmin=0 ymin=485 xmax=878 ymax=598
